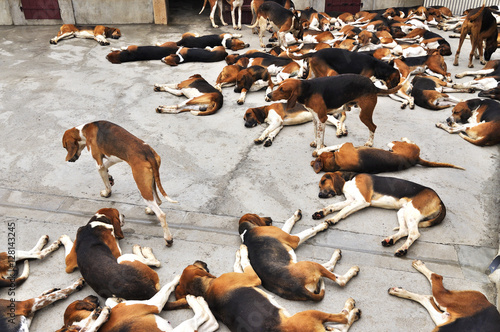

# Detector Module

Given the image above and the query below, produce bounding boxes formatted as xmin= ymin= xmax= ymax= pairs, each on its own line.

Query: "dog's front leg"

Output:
xmin=435 ymin=122 xmax=469 ymax=134
xmin=237 ymin=89 xmax=247 ymax=105
xmin=154 ymin=83 xmax=183 ymax=95
xmin=281 ymin=209 xmax=302 ymax=233
xmin=174 ymin=295 xmax=219 ymax=332
xmin=254 ymin=116 xmax=283 ymax=146
xmin=97 ymin=163 xmax=113 ymax=197
xmin=325 ymin=201 xmax=370 ymax=225
xmin=94 ymin=34 xmax=110 ymax=46
xmin=218 ymin=1 xmax=228 ymax=26
xmin=294 ymin=221 xmax=329 ymax=246
xmin=50 ymin=31 xmax=75 ymax=44
xmin=209 ymin=2 xmax=219 ymax=28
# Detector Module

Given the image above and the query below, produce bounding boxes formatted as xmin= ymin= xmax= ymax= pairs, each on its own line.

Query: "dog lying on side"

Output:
xmin=452 ymin=59 xmax=500 ymax=92
xmin=56 ymin=278 xmax=219 ymax=332
xmin=1 ymin=235 xmax=60 ymax=288
xmin=166 ymin=247 xmax=361 ymax=332
xmin=234 ymin=65 xmax=274 ymax=105
xmin=239 ymin=211 xmax=359 ymax=301
xmin=436 ymin=98 xmax=500 ymax=146
xmin=62 ymin=121 xmax=177 ymax=245
xmin=410 ymin=75 xmax=468 ymax=110
xmin=311 ymin=138 xmax=464 ymax=173
xmin=59 ymin=208 xmax=162 ymax=300
xmin=313 ymin=171 xmax=445 ymax=256
xmin=161 ymin=46 xmax=228 ymax=66
xmin=244 ymin=102 xmax=345 ymax=146
xmin=176 ymin=32 xmax=249 ymax=51
xmin=106 ymin=44 xmax=179 ymax=64
xmin=389 ymin=260 xmax=500 ymax=331
xmin=0 ymin=278 xmax=85 ymax=332
xmin=50 ymin=24 xmax=121 ymax=45
xmin=155 ymin=74 xmax=223 ymax=116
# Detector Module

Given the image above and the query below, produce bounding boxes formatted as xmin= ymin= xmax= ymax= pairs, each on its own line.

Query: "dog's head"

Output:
xmin=226 ymin=38 xmax=250 ymax=51
xmin=448 ymin=100 xmax=476 ymax=125
xmin=56 ymin=295 xmax=100 ymax=332
xmin=105 ymin=27 xmax=121 ymax=39
xmin=216 ymin=64 xmax=244 ymax=90
xmin=318 ymin=172 xmax=346 ymax=198
xmin=238 ymin=214 xmax=273 ymax=235
xmin=175 ymin=261 xmax=215 ymax=301
xmin=311 ymin=152 xmax=338 ymax=173
xmin=267 ymin=78 xmax=301 ymax=109
xmin=162 ymin=54 xmax=180 ymax=66
xmin=88 ymin=208 xmax=125 ymax=239
xmin=62 ymin=127 xmax=86 ymax=162
xmin=243 ymin=106 xmax=267 ymax=128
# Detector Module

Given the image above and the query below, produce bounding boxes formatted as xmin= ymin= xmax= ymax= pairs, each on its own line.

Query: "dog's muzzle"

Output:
xmin=318 ymin=191 xmax=335 ymax=199
xmin=244 ymin=119 xmax=257 ymax=128
xmin=68 ymin=154 xmax=80 ymax=162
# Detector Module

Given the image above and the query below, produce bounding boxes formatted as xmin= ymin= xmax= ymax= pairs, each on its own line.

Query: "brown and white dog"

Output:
xmin=312 ymin=172 xmax=446 ymax=256
xmin=59 ymin=208 xmax=162 ymax=300
xmin=0 ymin=278 xmax=85 ymax=332
xmin=436 ymin=98 xmax=500 ymax=146
xmin=452 ymin=59 xmax=500 ymax=92
xmin=50 ymin=24 xmax=121 ymax=46
xmin=155 ymin=74 xmax=223 ymax=116
xmin=389 ymin=260 xmax=500 ymax=331
xmin=244 ymin=102 xmax=344 ymax=146
xmin=453 ymin=3 xmax=498 ymax=68
xmin=410 ymin=75 xmax=468 ymax=110
xmin=161 ymin=46 xmax=228 ymax=66
xmin=56 ymin=277 xmax=219 ymax=332
xmin=176 ymin=32 xmax=249 ymax=50
xmin=62 ymin=121 xmax=177 ymax=245
xmin=247 ymin=1 xmax=303 ymax=48
xmin=311 ymin=138 xmax=464 ymax=174
xmin=0 ymin=235 xmax=61 ymax=288
xmin=234 ymin=65 xmax=274 ymax=104
xmin=199 ymin=0 xmax=244 ymax=30
xmin=238 ymin=211 xmax=359 ymax=301
xmin=267 ymin=74 xmax=402 ymax=154
xmin=166 ymin=247 xmax=361 ymax=332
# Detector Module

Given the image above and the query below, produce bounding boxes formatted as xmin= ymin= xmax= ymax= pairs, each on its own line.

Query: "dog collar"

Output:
xmin=240 ymin=229 xmax=247 ymax=242
xmin=176 ymin=47 xmax=184 ymax=63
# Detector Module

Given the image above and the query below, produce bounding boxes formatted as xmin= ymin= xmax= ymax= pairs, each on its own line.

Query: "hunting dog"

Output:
xmin=453 ymin=3 xmax=498 ymax=68
xmin=59 ymin=208 xmax=162 ymax=300
xmin=234 ymin=65 xmax=274 ymax=104
xmin=436 ymin=98 xmax=500 ymax=146
xmin=389 ymin=260 xmax=500 ymax=331
xmin=50 ymin=24 xmax=121 ymax=45
xmin=0 ymin=235 xmax=61 ymax=288
xmin=313 ymin=171 xmax=446 ymax=256
xmin=311 ymin=138 xmax=464 ymax=174
xmin=176 ymin=32 xmax=249 ymax=50
xmin=155 ymin=74 xmax=223 ymax=116
xmin=244 ymin=102 xmax=344 ymax=146
xmin=199 ymin=0 xmax=244 ymax=30
xmin=410 ymin=75 xmax=469 ymax=110
xmin=166 ymin=247 xmax=361 ymax=332
xmin=0 ymin=278 xmax=85 ymax=332
xmin=56 ymin=278 xmax=219 ymax=332
xmin=267 ymin=74 xmax=402 ymax=154
xmin=452 ymin=59 xmax=500 ymax=92
xmin=62 ymin=121 xmax=177 ymax=245
xmin=161 ymin=46 xmax=228 ymax=66
xmin=106 ymin=44 xmax=179 ymax=64
xmin=238 ymin=211 xmax=359 ymax=301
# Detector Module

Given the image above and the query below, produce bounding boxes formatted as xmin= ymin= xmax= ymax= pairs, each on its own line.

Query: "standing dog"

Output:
xmin=155 ymin=74 xmax=223 ymax=116
xmin=312 ymin=171 xmax=446 ymax=256
xmin=59 ymin=208 xmax=162 ymax=300
xmin=389 ymin=260 xmax=500 ymax=331
xmin=167 ymin=247 xmax=361 ymax=332
xmin=62 ymin=121 xmax=177 ymax=246
xmin=239 ymin=211 xmax=359 ymax=301
xmin=50 ymin=24 xmax=121 ymax=45
xmin=436 ymin=98 xmax=500 ymax=146
xmin=199 ymin=0 xmax=244 ymax=30
xmin=267 ymin=74 xmax=402 ymax=153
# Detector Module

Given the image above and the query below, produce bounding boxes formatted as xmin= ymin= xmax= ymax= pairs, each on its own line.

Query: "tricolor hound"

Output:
xmin=238 ymin=211 xmax=359 ymax=301
xmin=436 ymin=98 xmax=500 ymax=146
xmin=199 ymin=0 xmax=244 ymax=30
xmin=59 ymin=208 xmax=163 ymax=300
xmin=389 ymin=260 xmax=500 ymax=331
xmin=50 ymin=24 xmax=121 ymax=46
xmin=56 ymin=277 xmax=218 ymax=332
xmin=0 ymin=278 xmax=85 ymax=332
xmin=155 ymin=74 xmax=223 ymax=116
xmin=1 ymin=235 xmax=61 ymax=288
xmin=312 ymin=172 xmax=446 ymax=256
xmin=166 ymin=248 xmax=361 ymax=332
xmin=176 ymin=32 xmax=249 ymax=50
xmin=62 ymin=121 xmax=177 ymax=245
xmin=311 ymin=138 xmax=464 ymax=174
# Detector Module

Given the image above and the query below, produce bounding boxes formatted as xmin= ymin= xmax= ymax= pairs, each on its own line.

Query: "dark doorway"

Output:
xmin=325 ymin=0 xmax=362 ymax=15
xmin=169 ymin=0 xmax=210 ymax=25
xmin=21 ymin=0 xmax=61 ymax=20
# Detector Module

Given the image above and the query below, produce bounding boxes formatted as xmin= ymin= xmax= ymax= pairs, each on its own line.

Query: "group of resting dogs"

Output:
xmin=2 ymin=1 xmax=500 ymax=331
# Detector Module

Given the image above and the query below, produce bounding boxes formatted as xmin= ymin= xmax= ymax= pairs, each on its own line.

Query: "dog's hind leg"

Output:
xmin=381 ymin=209 xmax=408 ymax=247
xmin=174 ymin=295 xmax=218 ymax=332
xmin=281 ymin=209 xmax=302 ymax=234
xmin=322 ymin=249 xmax=342 ymax=271
xmin=394 ymin=205 xmax=421 ymax=256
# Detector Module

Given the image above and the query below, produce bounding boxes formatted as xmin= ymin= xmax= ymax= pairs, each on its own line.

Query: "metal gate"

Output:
xmin=21 ymin=0 xmax=61 ymax=20
xmin=325 ymin=0 xmax=362 ymax=14
xmin=424 ymin=0 xmax=499 ymax=16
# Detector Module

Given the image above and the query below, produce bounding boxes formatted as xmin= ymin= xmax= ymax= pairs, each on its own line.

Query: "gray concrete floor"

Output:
xmin=0 ymin=12 xmax=499 ymax=332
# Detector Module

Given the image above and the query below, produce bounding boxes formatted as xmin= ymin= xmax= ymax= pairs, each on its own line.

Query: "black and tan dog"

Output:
xmin=50 ymin=24 xmax=121 ymax=45
xmin=176 ymin=32 xmax=249 ymax=51
xmin=56 ymin=278 xmax=218 ymax=332
xmin=0 ymin=278 xmax=85 ymax=332
xmin=313 ymin=172 xmax=445 ymax=256
xmin=0 ymin=235 xmax=61 ymax=288
xmin=454 ymin=3 xmax=498 ymax=68
xmin=155 ymin=74 xmax=223 ymax=116
xmin=389 ymin=260 xmax=500 ymax=331
xmin=161 ymin=46 xmax=228 ymax=66
xmin=235 ymin=65 xmax=274 ymax=104
xmin=238 ymin=211 xmax=359 ymax=301
xmin=267 ymin=74 xmax=402 ymax=153
xmin=62 ymin=121 xmax=177 ymax=245
xmin=244 ymin=102 xmax=344 ymax=146
xmin=410 ymin=75 xmax=470 ymax=110
xmin=311 ymin=138 xmax=464 ymax=173
xmin=436 ymin=98 xmax=500 ymax=146
xmin=166 ymin=247 xmax=361 ymax=332
xmin=106 ymin=44 xmax=179 ymax=64
xmin=59 ymin=208 xmax=162 ymax=300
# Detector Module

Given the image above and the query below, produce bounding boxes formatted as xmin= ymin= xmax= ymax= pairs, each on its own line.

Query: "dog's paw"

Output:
xmin=100 ymin=190 xmax=111 ymax=198
xmin=254 ymin=138 xmax=264 ymax=145
xmin=312 ymin=211 xmax=324 ymax=220
xmin=394 ymin=248 xmax=408 ymax=257
xmin=381 ymin=238 xmax=394 ymax=247
xmin=264 ymin=139 xmax=272 ymax=147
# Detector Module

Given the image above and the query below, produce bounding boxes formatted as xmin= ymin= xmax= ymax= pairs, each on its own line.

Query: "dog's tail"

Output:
xmin=417 ymin=158 xmax=465 ymax=170
xmin=468 ymin=0 xmax=486 ymax=22
xmin=419 ymin=199 xmax=446 ymax=228
xmin=246 ymin=18 xmax=261 ymax=29
xmin=199 ymin=0 xmax=208 ymax=15
xmin=458 ymin=132 xmax=496 ymax=146
xmin=149 ymin=154 xmax=178 ymax=204
xmin=286 ymin=49 xmax=315 ymax=60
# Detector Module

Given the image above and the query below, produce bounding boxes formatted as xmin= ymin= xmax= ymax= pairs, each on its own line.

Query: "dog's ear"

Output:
xmin=312 ymin=158 xmax=323 ymax=173
xmin=286 ymin=86 xmax=298 ymax=109
xmin=254 ymin=107 xmax=267 ymax=124
xmin=333 ymin=173 xmax=346 ymax=195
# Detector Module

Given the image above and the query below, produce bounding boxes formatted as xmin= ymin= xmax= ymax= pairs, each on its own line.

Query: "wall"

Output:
xmin=362 ymin=0 xmax=424 ymax=11
xmin=72 ymin=0 xmax=154 ymax=24
xmin=0 ymin=0 xmax=13 ymax=25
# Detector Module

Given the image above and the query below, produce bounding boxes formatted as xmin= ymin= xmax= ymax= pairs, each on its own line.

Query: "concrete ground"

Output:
xmin=0 ymin=10 xmax=499 ymax=332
